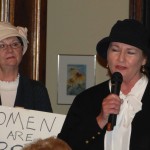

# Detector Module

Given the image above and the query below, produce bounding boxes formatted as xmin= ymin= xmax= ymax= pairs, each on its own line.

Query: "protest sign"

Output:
xmin=0 ymin=106 xmax=66 ymax=150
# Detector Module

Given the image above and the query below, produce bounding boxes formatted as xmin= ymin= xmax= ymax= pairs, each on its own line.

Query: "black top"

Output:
xmin=58 ymin=80 xmax=150 ymax=150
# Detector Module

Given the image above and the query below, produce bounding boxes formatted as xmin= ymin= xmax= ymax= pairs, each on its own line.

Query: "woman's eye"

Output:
xmin=127 ymin=51 xmax=136 ymax=55
xmin=110 ymin=47 xmax=119 ymax=52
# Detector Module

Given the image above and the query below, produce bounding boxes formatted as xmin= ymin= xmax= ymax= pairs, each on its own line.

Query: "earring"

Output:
xmin=141 ymin=65 xmax=145 ymax=73
xmin=106 ymin=64 xmax=109 ymax=68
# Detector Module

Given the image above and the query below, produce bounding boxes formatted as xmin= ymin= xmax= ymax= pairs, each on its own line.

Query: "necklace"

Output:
xmin=0 ymin=74 xmax=20 ymax=83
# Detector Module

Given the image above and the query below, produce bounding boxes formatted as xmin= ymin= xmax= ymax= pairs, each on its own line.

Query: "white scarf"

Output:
xmin=104 ymin=75 xmax=148 ymax=150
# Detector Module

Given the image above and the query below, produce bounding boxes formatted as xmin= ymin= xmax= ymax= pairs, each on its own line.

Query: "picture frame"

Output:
xmin=57 ymin=54 xmax=96 ymax=105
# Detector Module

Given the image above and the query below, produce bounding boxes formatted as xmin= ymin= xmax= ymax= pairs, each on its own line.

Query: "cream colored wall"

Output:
xmin=46 ymin=0 xmax=129 ymax=115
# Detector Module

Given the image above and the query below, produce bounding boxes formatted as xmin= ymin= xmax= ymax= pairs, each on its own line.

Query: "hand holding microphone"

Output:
xmin=107 ymin=72 xmax=123 ymax=131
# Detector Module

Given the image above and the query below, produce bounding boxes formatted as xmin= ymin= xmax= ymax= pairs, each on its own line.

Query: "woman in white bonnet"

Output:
xmin=0 ymin=21 xmax=52 ymax=112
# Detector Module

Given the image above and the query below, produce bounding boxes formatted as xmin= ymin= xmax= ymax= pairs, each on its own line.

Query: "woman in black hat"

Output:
xmin=58 ymin=19 xmax=150 ymax=150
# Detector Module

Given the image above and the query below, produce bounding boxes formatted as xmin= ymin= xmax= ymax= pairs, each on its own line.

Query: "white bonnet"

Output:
xmin=0 ymin=21 xmax=29 ymax=54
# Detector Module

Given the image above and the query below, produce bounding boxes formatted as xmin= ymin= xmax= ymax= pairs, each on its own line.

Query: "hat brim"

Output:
xmin=96 ymin=37 xmax=110 ymax=59
xmin=0 ymin=22 xmax=28 ymax=55
xmin=0 ymin=33 xmax=28 ymax=55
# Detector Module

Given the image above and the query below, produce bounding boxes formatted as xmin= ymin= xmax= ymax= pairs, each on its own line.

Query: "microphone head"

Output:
xmin=111 ymin=72 xmax=123 ymax=84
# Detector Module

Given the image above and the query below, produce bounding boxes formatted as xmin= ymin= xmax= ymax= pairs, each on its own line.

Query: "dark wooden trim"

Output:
xmin=129 ymin=0 xmax=143 ymax=22
xmin=129 ymin=0 xmax=150 ymax=33
xmin=10 ymin=0 xmax=47 ymax=84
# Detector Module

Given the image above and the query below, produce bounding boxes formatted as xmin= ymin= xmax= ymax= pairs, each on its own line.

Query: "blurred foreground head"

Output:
xmin=23 ymin=136 xmax=72 ymax=150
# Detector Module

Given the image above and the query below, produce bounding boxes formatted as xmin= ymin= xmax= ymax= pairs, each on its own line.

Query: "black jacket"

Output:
xmin=14 ymin=75 xmax=52 ymax=112
xmin=58 ymin=80 xmax=150 ymax=150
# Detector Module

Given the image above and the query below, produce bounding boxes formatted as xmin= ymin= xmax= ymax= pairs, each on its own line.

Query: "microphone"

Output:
xmin=107 ymin=72 xmax=123 ymax=131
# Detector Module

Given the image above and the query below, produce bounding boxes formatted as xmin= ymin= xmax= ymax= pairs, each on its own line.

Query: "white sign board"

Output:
xmin=0 ymin=106 xmax=66 ymax=150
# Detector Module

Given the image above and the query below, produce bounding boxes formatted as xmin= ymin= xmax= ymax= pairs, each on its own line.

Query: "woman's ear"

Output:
xmin=142 ymin=56 xmax=147 ymax=66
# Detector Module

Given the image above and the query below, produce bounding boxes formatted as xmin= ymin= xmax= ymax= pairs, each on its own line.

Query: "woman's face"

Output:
xmin=0 ymin=36 xmax=23 ymax=69
xmin=107 ymin=42 xmax=147 ymax=82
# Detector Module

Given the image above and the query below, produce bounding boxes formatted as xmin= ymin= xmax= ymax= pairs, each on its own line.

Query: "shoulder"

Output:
xmin=66 ymin=80 xmax=110 ymax=117
xmin=77 ymin=80 xmax=109 ymax=97
xmin=72 ymin=80 xmax=110 ymax=105
xmin=19 ymin=75 xmax=46 ymax=89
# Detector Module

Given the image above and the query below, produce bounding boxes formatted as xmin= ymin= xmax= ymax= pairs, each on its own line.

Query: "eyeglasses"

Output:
xmin=0 ymin=42 xmax=22 ymax=51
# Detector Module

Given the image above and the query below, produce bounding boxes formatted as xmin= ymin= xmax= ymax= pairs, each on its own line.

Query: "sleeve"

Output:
xmin=32 ymin=81 xmax=53 ymax=113
xmin=58 ymin=89 xmax=106 ymax=150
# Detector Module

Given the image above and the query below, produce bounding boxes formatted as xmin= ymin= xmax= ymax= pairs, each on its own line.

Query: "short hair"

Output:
xmin=23 ymin=136 xmax=72 ymax=150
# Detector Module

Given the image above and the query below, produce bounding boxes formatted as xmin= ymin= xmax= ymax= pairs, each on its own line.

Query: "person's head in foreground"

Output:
xmin=23 ymin=137 xmax=72 ymax=150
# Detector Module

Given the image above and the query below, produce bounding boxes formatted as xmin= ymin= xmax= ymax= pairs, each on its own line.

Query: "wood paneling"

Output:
xmin=129 ymin=0 xmax=143 ymax=21
xmin=129 ymin=0 xmax=150 ymax=33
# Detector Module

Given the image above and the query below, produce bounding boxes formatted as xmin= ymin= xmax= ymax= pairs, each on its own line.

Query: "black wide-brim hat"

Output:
xmin=96 ymin=19 xmax=150 ymax=59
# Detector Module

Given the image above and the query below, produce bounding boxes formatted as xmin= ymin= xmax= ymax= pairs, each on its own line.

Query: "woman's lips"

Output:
xmin=115 ymin=65 xmax=126 ymax=70
xmin=7 ymin=56 xmax=15 ymax=59
xmin=6 ymin=56 xmax=15 ymax=60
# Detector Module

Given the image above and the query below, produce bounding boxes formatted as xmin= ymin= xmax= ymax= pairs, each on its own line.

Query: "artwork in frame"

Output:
xmin=57 ymin=54 xmax=96 ymax=105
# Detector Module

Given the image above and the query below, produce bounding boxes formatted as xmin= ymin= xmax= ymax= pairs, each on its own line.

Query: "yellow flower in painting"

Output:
xmin=67 ymin=67 xmax=86 ymax=95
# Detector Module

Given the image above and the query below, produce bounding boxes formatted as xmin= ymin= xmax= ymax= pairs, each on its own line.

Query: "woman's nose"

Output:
xmin=118 ymin=51 xmax=125 ymax=62
xmin=6 ymin=45 xmax=14 ymax=52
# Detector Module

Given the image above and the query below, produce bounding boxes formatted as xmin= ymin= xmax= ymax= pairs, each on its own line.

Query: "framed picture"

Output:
xmin=57 ymin=54 xmax=96 ymax=104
